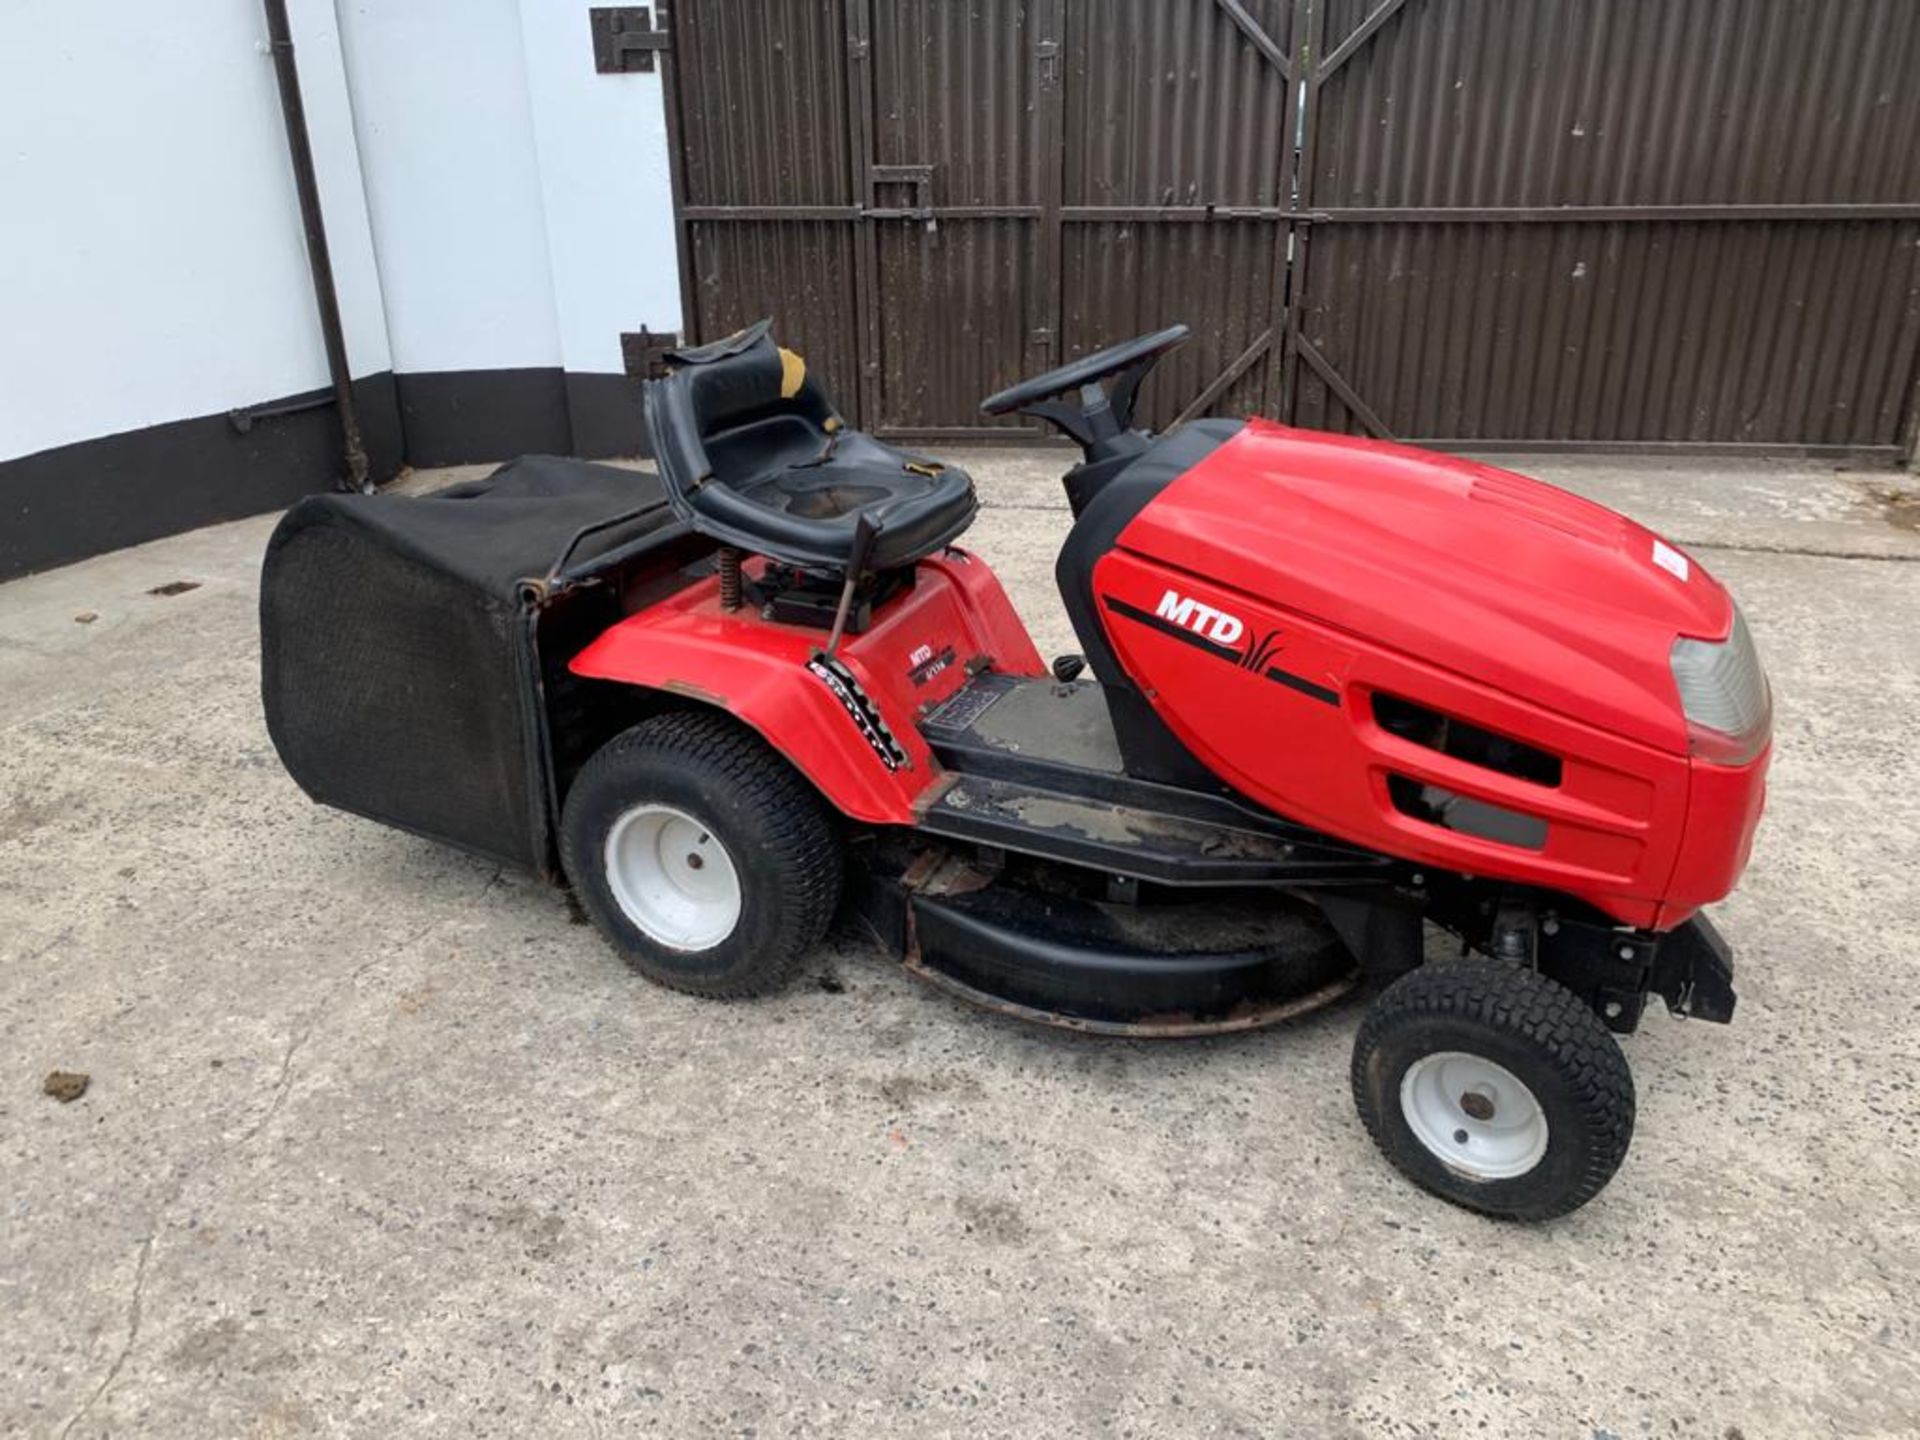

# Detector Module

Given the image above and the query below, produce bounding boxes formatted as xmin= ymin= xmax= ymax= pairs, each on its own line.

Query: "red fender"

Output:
xmin=568 ymin=550 xmax=1045 ymax=824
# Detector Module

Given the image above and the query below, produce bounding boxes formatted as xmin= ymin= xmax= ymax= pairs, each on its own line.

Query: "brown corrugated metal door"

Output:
xmin=862 ymin=0 xmax=1056 ymax=436
xmin=664 ymin=1 xmax=1920 ymax=457
xmin=665 ymin=0 xmax=1061 ymax=438
xmin=667 ymin=0 xmax=866 ymax=416
xmin=1291 ymin=0 xmax=1920 ymax=457
xmin=664 ymin=0 xmax=1300 ymax=438
xmin=1060 ymin=0 xmax=1299 ymax=430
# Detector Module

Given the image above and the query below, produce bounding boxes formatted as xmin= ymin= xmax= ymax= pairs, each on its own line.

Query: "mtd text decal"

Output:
xmin=1154 ymin=589 xmax=1244 ymax=646
xmin=1104 ymin=589 xmax=1339 ymax=705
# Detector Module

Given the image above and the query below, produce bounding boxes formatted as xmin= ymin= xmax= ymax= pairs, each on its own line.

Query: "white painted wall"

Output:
xmin=334 ymin=0 xmax=563 ymax=374
xmin=0 ymin=0 xmax=682 ymax=466
xmin=0 ymin=0 xmax=390 ymax=463
xmin=331 ymin=0 xmax=682 ymax=378
xmin=517 ymin=0 xmax=684 ymax=375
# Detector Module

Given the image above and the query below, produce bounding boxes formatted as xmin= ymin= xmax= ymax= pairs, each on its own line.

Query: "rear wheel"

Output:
xmin=561 ymin=711 xmax=842 ymax=998
xmin=1351 ymin=960 xmax=1634 ymax=1220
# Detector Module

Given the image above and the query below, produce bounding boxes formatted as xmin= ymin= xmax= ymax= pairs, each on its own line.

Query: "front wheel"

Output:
xmin=560 ymin=710 xmax=843 ymax=998
xmin=1351 ymin=960 xmax=1635 ymax=1220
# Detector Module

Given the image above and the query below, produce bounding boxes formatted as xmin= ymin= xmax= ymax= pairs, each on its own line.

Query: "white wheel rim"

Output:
xmin=1399 ymin=1051 xmax=1549 ymax=1181
xmin=603 ymin=804 xmax=742 ymax=951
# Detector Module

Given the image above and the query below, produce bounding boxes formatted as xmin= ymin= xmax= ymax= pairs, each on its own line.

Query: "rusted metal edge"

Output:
xmin=899 ymin=955 xmax=1362 ymax=1039
xmin=907 ymin=771 xmax=964 ymax=822
xmin=898 ymin=845 xmax=998 ymax=897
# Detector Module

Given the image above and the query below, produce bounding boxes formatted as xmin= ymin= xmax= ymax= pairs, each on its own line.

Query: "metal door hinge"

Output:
xmin=621 ymin=328 xmax=680 ymax=379
xmin=591 ymin=5 xmax=669 ymax=74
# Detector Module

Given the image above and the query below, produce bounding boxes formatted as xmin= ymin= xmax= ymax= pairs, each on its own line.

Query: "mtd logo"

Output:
xmin=1155 ymin=589 xmax=1244 ymax=646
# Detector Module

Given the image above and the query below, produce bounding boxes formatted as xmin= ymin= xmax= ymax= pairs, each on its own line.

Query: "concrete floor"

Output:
xmin=3 ymin=447 xmax=1918 ymax=1439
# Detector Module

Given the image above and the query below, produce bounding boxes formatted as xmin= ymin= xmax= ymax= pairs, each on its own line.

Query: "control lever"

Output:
xmin=824 ymin=513 xmax=880 ymax=657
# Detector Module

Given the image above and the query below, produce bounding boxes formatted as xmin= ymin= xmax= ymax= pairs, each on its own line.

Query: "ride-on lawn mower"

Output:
xmin=262 ymin=321 xmax=1769 ymax=1219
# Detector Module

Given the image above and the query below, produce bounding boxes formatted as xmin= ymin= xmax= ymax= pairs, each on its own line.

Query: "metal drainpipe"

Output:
xmin=261 ymin=0 xmax=371 ymax=493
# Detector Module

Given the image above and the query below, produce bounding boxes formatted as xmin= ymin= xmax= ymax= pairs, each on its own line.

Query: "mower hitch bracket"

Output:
xmin=1523 ymin=905 xmax=1737 ymax=1033
xmin=1648 ymin=913 xmax=1738 ymax=1024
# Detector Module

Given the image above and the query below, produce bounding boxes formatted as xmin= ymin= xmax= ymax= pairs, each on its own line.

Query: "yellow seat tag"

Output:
xmin=778 ymin=347 xmax=807 ymax=398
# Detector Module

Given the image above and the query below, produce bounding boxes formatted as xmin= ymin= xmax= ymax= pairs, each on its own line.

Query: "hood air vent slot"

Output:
xmin=1372 ymin=693 xmax=1563 ymax=787
xmin=1387 ymin=776 xmax=1549 ymax=852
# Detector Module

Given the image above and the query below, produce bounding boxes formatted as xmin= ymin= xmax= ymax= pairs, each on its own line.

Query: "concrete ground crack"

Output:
xmin=234 ymin=1008 xmax=322 ymax=1147
xmin=232 ymin=902 xmax=471 ymax=1149
xmin=1681 ymin=539 xmax=1920 ymax=563
xmin=56 ymin=1233 xmax=152 ymax=1440
xmin=14 ymin=925 xmax=77 ymax=967
xmin=232 ymin=936 xmax=420 ymax=1148
xmin=48 ymin=909 xmax=465 ymax=1432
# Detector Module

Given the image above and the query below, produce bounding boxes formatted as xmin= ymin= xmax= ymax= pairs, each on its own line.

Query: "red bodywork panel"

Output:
xmin=569 ymin=550 xmax=1044 ymax=824
xmin=1098 ymin=421 xmax=1769 ymax=928
xmin=570 ymin=421 xmax=1765 ymax=932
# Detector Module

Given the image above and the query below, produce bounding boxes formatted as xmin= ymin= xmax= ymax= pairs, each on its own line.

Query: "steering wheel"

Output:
xmin=979 ymin=324 xmax=1190 ymax=457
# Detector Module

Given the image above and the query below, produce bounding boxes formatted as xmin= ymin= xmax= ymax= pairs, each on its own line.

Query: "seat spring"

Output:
xmin=718 ymin=547 xmax=743 ymax=611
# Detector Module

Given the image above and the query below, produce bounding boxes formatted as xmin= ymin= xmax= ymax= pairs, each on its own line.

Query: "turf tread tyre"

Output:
xmin=1351 ymin=960 xmax=1635 ymax=1220
xmin=561 ymin=710 xmax=842 ymax=999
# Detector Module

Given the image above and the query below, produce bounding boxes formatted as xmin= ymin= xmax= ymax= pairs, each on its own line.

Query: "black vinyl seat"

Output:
xmin=644 ymin=320 xmax=977 ymax=572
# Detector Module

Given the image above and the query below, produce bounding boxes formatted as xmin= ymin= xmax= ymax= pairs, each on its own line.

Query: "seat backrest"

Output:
xmin=646 ymin=320 xmax=834 ymax=495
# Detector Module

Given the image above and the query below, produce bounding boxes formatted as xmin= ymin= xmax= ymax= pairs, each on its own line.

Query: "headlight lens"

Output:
xmin=1670 ymin=606 xmax=1771 ymax=764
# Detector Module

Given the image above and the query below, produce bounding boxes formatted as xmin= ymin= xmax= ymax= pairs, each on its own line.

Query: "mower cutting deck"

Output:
xmin=858 ymin=671 xmax=1387 ymax=1034
xmin=263 ymin=319 xmax=1768 ymax=1220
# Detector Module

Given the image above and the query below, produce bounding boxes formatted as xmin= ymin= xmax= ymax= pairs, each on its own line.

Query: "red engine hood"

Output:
xmin=1118 ymin=421 xmax=1733 ymax=755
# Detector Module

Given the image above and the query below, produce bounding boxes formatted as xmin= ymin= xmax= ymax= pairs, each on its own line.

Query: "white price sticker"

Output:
xmin=1651 ymin=539 xmax=1690 ymax=582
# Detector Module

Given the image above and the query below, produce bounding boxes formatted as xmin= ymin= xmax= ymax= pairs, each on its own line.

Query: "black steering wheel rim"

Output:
xmin=979 ymin=324 xmax=1191 ymax=417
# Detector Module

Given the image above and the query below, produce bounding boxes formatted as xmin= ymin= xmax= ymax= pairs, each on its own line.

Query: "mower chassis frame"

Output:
xmin=911 ymin=673 xmax=1735 ymax=1036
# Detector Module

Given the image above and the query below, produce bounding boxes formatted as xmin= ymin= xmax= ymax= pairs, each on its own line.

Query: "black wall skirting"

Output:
xmin=1 ymin=373 xmax=404 ymax=582
xmin=394 ymin=368 xmax=647 ymax=466
xmin=563 ymin=372 xmax=651 ymax=462
xmin=1 ymin=366 xmax=650 ymax=581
